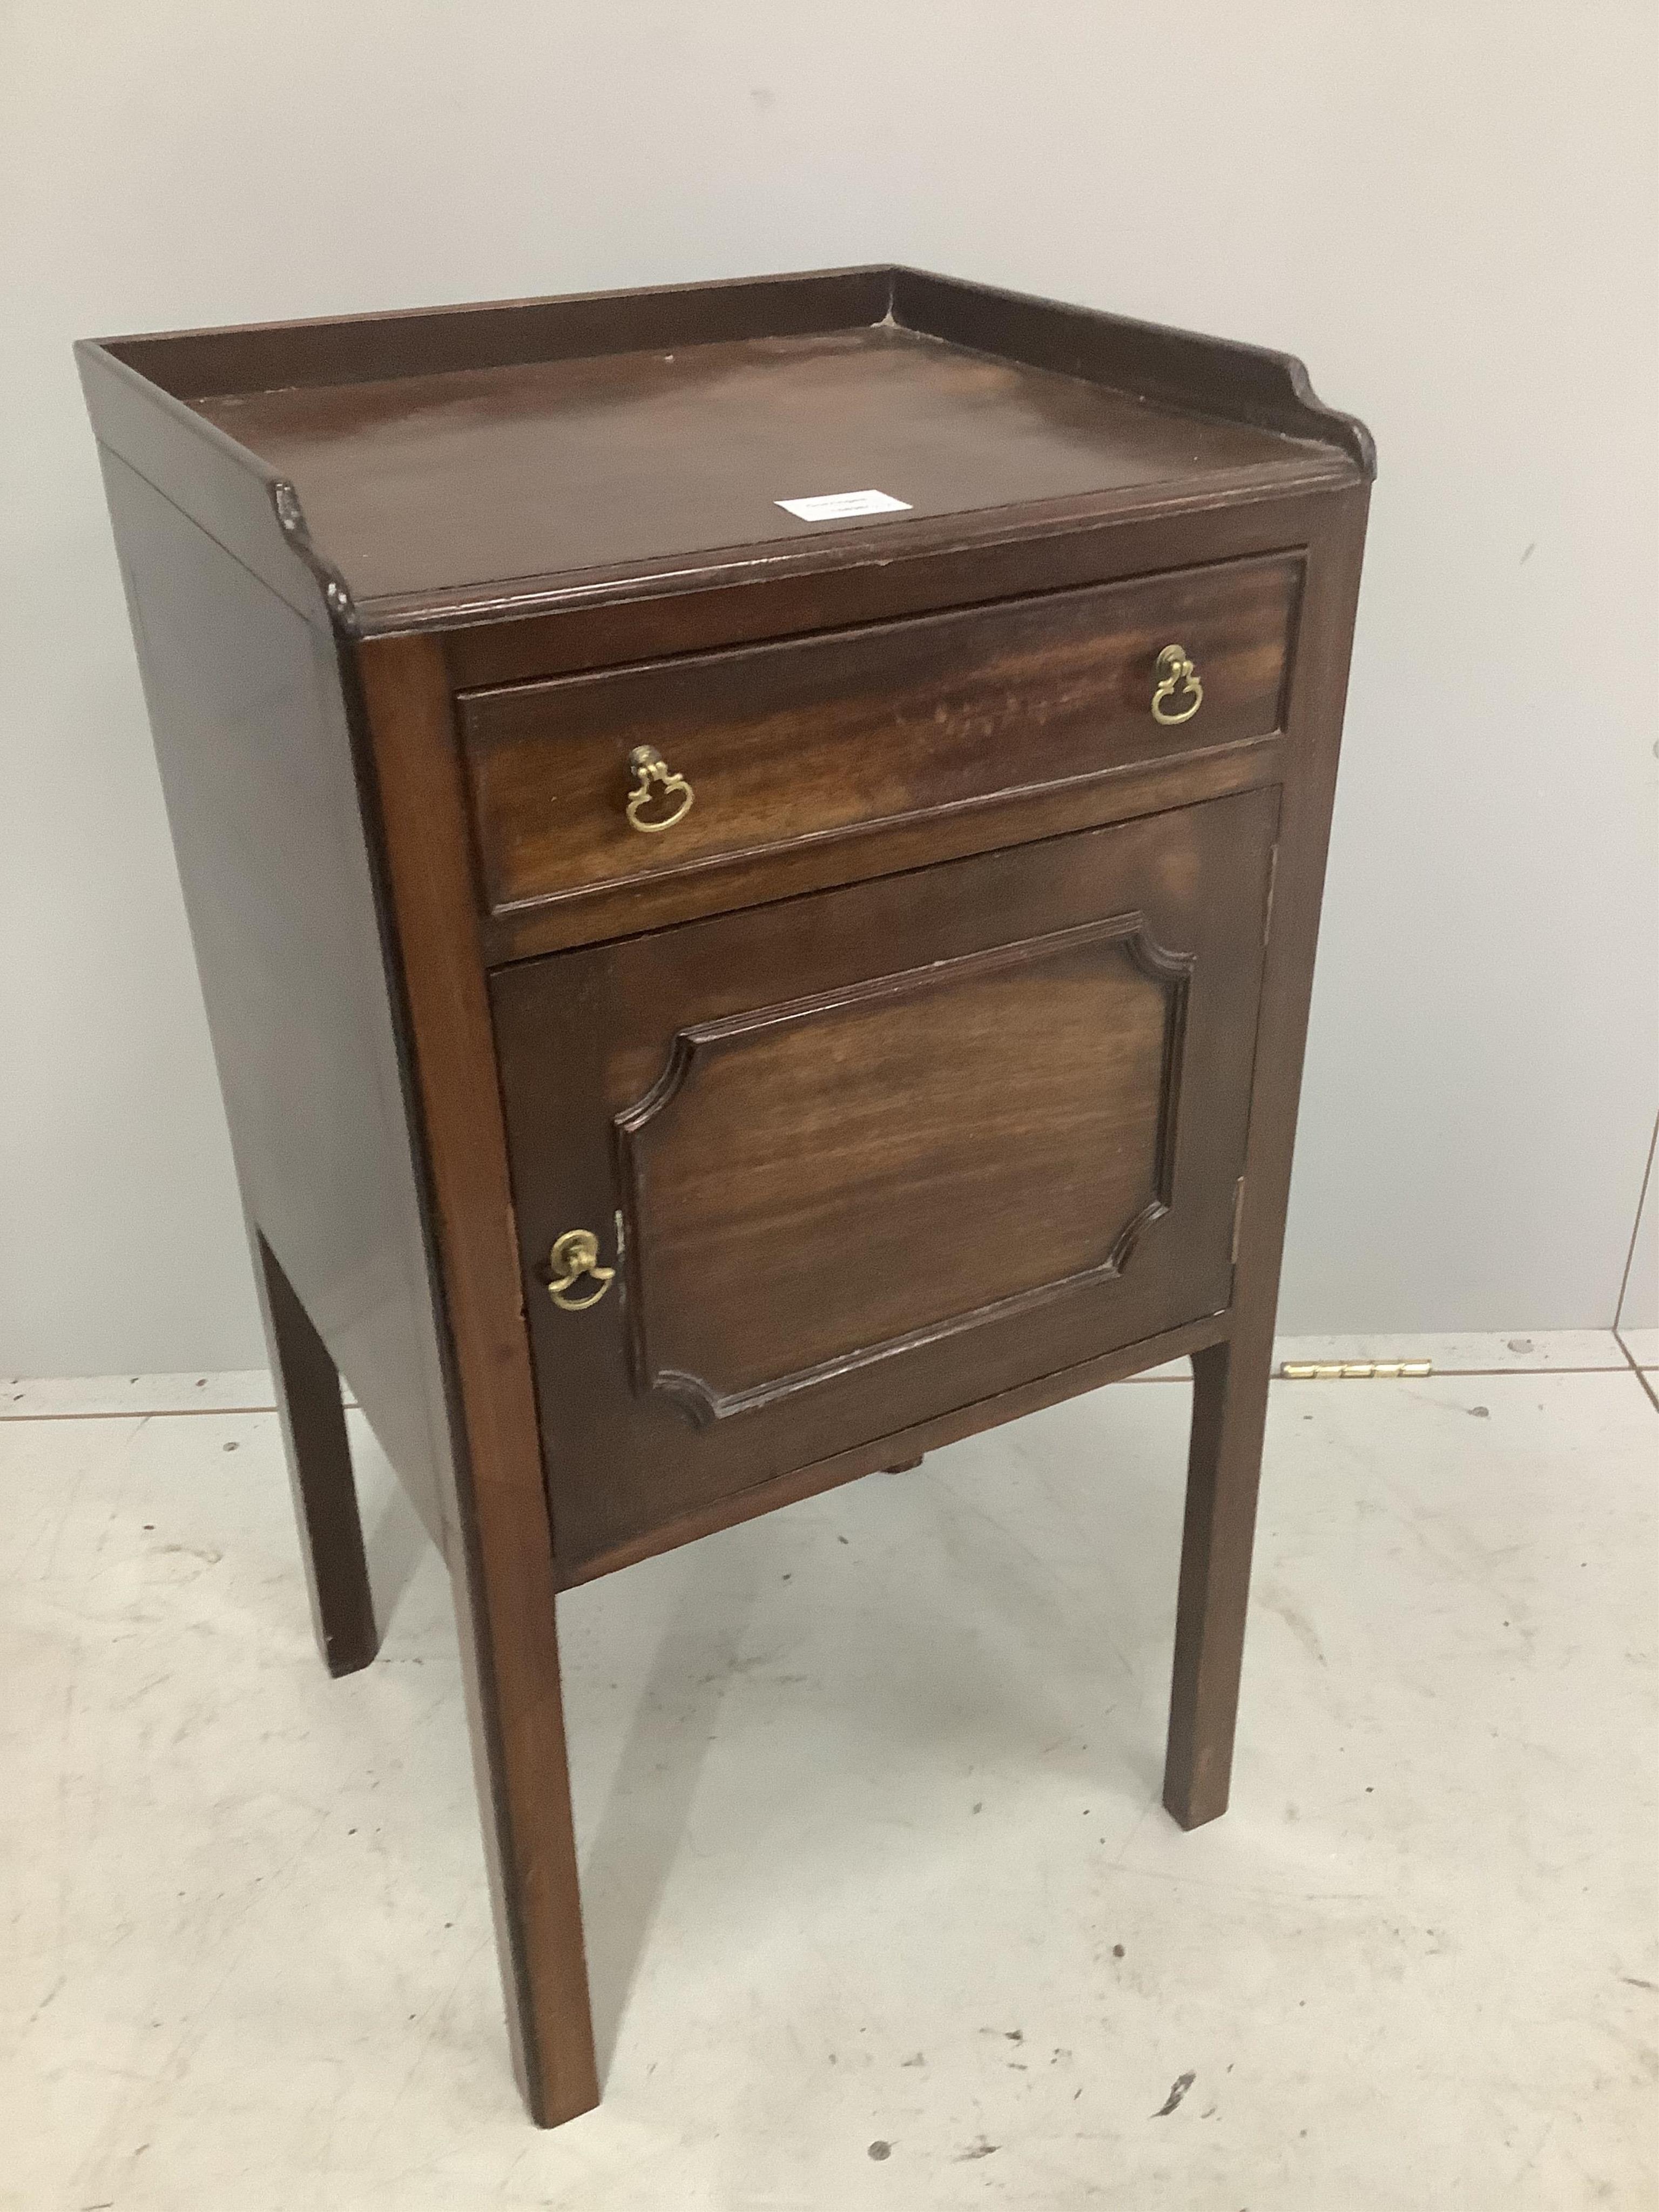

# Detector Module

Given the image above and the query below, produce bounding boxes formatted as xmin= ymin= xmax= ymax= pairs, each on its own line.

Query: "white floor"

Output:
xmin=3 ymin=1336 xmax=1655 ymax=2210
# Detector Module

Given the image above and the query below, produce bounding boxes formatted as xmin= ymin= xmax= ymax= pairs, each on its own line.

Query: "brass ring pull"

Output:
xmin=625 ymin=745 xmax=694 ymax=834
xmin=1150 ymin=643 xmax=1203 ymax=726
xmin=547 ymin=1229 xmax=616 ymax=1311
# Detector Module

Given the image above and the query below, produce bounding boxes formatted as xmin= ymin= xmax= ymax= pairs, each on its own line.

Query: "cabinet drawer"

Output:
xmin=460 ymin=555 xmax=1299 ymax=925
xmin=493 ymin=786 xmax=1278 ymax=1573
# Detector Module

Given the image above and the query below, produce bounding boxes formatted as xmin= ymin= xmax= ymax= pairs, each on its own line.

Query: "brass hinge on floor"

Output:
xmin=1280 ymin=1359 xmax=1434 ymax=1380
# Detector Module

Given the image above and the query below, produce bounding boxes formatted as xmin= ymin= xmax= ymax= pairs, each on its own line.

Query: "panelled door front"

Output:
xmin=494 ymin=787 xmax=1279 ymax=1570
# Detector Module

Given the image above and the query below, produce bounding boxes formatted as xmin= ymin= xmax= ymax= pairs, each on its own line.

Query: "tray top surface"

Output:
xmin=188 ymin=323 xmax=1341 ymax=608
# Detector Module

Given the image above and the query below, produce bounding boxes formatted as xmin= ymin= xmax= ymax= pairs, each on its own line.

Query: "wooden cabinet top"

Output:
xmin=78 ymin=265 xmax=1372 ymax=636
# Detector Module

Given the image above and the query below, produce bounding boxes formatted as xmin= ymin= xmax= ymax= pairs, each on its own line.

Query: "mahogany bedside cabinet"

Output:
xmin=78 ymin=267 xmax=1372 ymax=2127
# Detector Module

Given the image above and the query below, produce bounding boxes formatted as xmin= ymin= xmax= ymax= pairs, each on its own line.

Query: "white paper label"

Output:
xmin=774 ymin=488 xmax=912 ymax=522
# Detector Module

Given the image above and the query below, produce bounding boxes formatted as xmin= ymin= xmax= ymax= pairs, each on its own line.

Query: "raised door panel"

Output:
xmin=494 ymin=786 xmax=1278 ymax=1571
xmin=619 ymin=916 xmax=1188 ymax=1420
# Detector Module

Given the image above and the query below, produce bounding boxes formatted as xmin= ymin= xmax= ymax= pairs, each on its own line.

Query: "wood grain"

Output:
xmin=460 ymin=554 xmax=1297 ymax=928
xmin=254 ymin=1228 xmax=378 ymax=1676
xmin=436 ymin=486 xmax=1337 ymax=694
xmin=355 ymin=633 xmax=598 ymax=2126
xmin=494 ymin=788 xmax=1277 ymax=1573
xmin=186 ymin=324 xmax=1337 ymax=613
xmin=93 ymin=447 xmax=450 ymax=1547
xmin=560 ymin=1311 xmax=1230 ymax=1588
xmin=85 ymin=265 xmax=1365 ymax=638
xmin=1162 ymin=487 xmax=1372 ymax=1829
xmin=616 ymin=916 xmax=1187 ymax=1418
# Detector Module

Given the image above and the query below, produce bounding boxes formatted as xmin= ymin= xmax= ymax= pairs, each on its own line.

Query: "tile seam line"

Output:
xmin=0 ymin=1364 xmax=1637 ymax=1423
xmin=1611 ymin=1328 xmax=1659 ymax=1417
xmin=1613 ymin=1106 xmax=1658 ymax=1331
xmin=0 ymin=1401 xmax=358 ymax=1422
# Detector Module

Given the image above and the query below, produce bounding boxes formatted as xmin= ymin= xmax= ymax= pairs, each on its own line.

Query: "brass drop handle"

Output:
xmin=1150 ymin=643 xmax=1203 ymax=726
xmin=547 ymin=1229 xmax=616 ymax=1311
xmin=625 ymin=744 xmax=694 ymax=833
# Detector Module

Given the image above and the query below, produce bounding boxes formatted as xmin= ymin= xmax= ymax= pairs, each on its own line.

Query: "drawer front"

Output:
xmin=493 ymin=786 xmax=1278 ymax=1573
xmin=461 ymin=556 xmax=1298 ymax=923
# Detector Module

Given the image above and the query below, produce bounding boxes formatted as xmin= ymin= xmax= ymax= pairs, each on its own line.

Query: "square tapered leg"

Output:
xmin=253 ymin=1228 xmax=379 ymax=1678
xmin=1163 ymin=1334 xmax=1274 ymax=1829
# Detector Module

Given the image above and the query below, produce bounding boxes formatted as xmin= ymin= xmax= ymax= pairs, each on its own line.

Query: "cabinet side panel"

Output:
xmin=98 ymin=447 xmax=450 ymax=1546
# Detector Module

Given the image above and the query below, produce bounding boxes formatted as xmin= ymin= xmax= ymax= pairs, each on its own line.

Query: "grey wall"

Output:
xmin=4 ymin=1 xmax=1655 ymax=1377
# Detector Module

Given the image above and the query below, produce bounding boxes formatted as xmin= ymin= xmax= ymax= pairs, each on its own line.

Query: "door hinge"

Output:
xmin=1281 ymin=1359 xmax=1434 ymax=1380
xmin=1230 ymin=1177 xmax=1245 ymax=1270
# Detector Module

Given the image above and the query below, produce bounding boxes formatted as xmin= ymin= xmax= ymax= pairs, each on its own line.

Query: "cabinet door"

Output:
xmin=494 ymin=787 xmax=1278 ymax=1570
